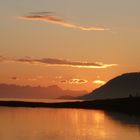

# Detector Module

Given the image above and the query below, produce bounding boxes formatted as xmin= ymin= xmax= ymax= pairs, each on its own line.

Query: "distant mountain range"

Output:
xmin=0 ymin=84 xmax=87 ymax=99
xmin=1 ymin=72 xmax=140 ymax=100
xmin=80 ymin=72 xmax=140 ymax=100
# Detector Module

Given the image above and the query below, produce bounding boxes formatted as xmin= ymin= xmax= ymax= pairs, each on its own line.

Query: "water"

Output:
xmin=0 ymin=98 xmax=81 ymax=103
xmin=0 ymin=107 xmax=140 ymax=140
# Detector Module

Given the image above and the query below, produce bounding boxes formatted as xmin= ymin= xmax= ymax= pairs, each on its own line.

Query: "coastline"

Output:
xmin=0 ymin=97 xmax=140 ymax=115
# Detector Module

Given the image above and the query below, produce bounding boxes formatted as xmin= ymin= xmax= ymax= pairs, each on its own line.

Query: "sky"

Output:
xmin=0 ymin=0 xmax=140 ymax=91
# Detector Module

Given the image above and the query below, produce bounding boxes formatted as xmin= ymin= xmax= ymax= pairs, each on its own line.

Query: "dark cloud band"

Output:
xmin=0 ymin=56 xmax=117 ymax=69
xmin=15 ymin=57 xmax=117 ymax=69
xmin=17 ymin=12 xmax=110 ymax=31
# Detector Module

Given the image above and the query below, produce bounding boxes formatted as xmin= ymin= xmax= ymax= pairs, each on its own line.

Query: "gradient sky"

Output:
xmin=0 ymin=0 xmax=140 ymax=91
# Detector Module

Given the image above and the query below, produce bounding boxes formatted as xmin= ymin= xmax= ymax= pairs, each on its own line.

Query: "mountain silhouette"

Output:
xmin=80 ymin=72 xmax=140 ymax=100
xmin=0 ymin=84 xmax=87 ymax=99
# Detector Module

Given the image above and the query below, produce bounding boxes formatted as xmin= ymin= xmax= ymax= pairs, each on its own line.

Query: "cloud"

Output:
xmin=11 ymin=77 xmax=18 ymax=80
xmin=15 ymin=57 xmax=117 ymax=69
xmin=0 ymin=57 xmax=117 ymax=69
xmin=17 ymin=12 xmax=109 ymax=31
xmin=93 ymin=80 xmax=106 ymax=85
xmin=60 ymin=78 xmax=88 ymax=84
xmin=60 ymin=80 xmax=68 ymax=83
xmin=69 ymin=79 xmax=88 ymax=84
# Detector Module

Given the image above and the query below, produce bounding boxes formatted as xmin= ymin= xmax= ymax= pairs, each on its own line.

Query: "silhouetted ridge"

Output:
xmin=0 ymin=97 xmax=140 ymax=115
xmin=80 ymin=72 xmax=140 ymax=100
xmin=0 ymin=84 xmax=87 ymax=99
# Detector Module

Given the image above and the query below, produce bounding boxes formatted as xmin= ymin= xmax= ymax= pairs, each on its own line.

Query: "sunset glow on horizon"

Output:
xmin=0 ymin=0 xmax=140 ymax=92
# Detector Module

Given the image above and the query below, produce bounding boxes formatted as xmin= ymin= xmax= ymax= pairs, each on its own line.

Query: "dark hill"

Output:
xmin=80 ymin=72 xmax=140 ymax=100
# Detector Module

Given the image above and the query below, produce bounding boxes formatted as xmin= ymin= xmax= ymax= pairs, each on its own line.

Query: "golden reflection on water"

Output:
xmin=0 ymin=107 xmax=140 ymax=140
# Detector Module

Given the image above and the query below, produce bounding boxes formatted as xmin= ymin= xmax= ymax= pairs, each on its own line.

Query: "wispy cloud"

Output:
xmin=60 ymin=78 xmax=88 ymax=84
xmin=69 ymin=79 xmax=88 ymax=84
xmin=0 ymin=56 xmax=117 ymax=69
xmin=93 ymin=80 xmax=106 ymax=85
xmin=60 ymin=80 xmax=68 ymax=84
xmin=11 ymin=77 xmax=18 ymax=80
xmin=17 ymin=12 xmax=109 ymax=31
xmin=15 ymin=57 xmax=117 ymax=69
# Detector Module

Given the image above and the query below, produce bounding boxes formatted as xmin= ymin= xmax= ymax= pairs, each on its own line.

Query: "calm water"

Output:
xmin=0 ymin=98 xmax=80 ymax=103
xmin=0 ymin=107 xmax=140 ymax=140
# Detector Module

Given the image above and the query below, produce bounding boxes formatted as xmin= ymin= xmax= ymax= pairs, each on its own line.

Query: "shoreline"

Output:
xmin=0 ymin=97 xmax=140 ymax=115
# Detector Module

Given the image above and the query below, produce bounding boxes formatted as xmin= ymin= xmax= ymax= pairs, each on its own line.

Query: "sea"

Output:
xmin=0 ymin=98 xmax=80 ymax=103
xmin=0 ymin=98 xmax=140 ymax=140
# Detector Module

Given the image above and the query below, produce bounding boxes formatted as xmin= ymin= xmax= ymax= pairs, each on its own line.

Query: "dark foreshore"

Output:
xmin=0 ymin=97 xmax=140 ymax=115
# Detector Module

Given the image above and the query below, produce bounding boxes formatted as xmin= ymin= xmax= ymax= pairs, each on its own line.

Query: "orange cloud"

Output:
xmin=60 ymin=80 xmax=68 ymax=84
xmin=16 ymin=58 xmax=117 ymax=69
xmin=17 ymin=12 xmax=109 ymax=31
xmin=11 ymin=77 xmax=18 ymax=80
xmin=93 ymin=80 xmax=106 ymax=85
xmin=0 ymin=56 xmax=117 ymax=69
xmin=69 ymin=79 xmax=88 ymax=84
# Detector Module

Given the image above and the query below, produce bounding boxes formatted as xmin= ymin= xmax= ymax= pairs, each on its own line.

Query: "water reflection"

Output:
xmin=105 ymin=111 xmax=140 ymax=125
xmin=0 ymin=107 xmax=140 ymax=140
xmin=105 ymin=111 xmax=140 ymax=131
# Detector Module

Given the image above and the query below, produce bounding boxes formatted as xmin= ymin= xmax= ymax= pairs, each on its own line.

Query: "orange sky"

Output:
xmin=0 ymin=0 xmax=140 ymax=91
